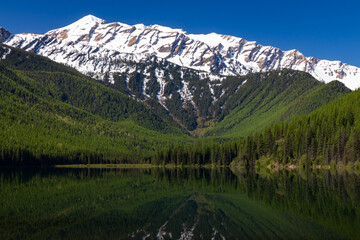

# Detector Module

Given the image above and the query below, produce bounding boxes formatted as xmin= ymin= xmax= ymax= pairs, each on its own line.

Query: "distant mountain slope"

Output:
xmin=0 ymin=45 xmax=191 ymax=165
xmin=4 ymin=15 xmax=360 ymax=90
xmin=82 ymin=59 xmax=350 ymax=133
xmin=205 ymin=70 xmax=350 ymax=138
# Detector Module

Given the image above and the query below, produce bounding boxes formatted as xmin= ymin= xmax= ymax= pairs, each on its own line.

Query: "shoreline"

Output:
xmin=54 ymin=163 xmax=228 ymax=169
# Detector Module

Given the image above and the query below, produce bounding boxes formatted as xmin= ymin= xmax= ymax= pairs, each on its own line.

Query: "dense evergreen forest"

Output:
xmin=235 ymin=87 xmax=360 ymax=168
xmin=0 ymin=45 xmax=357 ymax=167
xmin=0 ymin=45 xmax=191 ymax=165
xmin=153 ymin=87 xmax=360 ymax=168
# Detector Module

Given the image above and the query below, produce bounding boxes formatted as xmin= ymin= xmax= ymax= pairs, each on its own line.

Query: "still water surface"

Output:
xmin=0 ymin=167 xmax=359 ymax=240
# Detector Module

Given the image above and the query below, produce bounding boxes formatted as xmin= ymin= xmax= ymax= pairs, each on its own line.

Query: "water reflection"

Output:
xmin=0 ymin=167 xmax=358 ymax=239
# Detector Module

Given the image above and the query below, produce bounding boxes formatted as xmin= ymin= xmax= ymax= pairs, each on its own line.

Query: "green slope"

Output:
xmin=153 ymin=86 xmax=360 ymax=167
xmin=205 ymin=69 xmax=350 ymax=138
xmin=235 ymin=86 xmax=360 ymax=167
xmin=0 ymin=45 xmax=192 ymax=165
xmin=152 ymin=71 xmax=355 ymax=166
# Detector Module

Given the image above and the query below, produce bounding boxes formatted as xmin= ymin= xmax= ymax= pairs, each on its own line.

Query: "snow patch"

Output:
xmin=156 ymin=221 xmax=169 ymax=240
xmin=0 ymin=46 xmax=11 ymax=60
xmin=179 ymin=222 xmax=197 ymax=240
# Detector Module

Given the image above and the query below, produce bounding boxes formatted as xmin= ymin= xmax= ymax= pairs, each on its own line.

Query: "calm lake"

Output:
xmin=0 ymin=167 xmax=359 ymax=240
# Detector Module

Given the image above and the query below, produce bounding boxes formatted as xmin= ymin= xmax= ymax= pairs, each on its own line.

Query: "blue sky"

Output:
xmin=1 ymin=0 xmax=359 ymax=66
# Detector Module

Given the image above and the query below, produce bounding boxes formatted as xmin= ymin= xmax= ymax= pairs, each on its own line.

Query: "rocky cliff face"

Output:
xmin=4 ymin=15 xmax=360 ymax=90
xmin=0 ymin=27 xmax=11 ymax=43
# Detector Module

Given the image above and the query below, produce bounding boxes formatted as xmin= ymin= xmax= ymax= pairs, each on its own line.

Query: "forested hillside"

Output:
xmin=154 ymin=87 xmax=360 ymax=167
xmin=0 ymin=45 xmax=355 ymax=166
xmin=0 ymin=45 xmax=191 ymax=165
xmin=235 ymin=87 xmax=360 ymax=167
xmin=204 ymin=70 xmax=350 ymax=138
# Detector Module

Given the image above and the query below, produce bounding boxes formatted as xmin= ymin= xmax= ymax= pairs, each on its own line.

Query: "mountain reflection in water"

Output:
xmin=0 ymin=167 xmax=358 ymax=240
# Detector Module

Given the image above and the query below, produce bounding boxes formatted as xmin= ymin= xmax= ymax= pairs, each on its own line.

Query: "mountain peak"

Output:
xmin=45 ymin=14 xmax=107 ymax=41
xmin=0 ymin=27 xmax=11 ymax=43
xmin=75 ymin=15 xmax=107 ymax=25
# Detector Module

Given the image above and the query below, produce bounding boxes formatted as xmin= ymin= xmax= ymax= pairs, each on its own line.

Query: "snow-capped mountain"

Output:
xmin=3 ymin=15 xmax=360 ymax=90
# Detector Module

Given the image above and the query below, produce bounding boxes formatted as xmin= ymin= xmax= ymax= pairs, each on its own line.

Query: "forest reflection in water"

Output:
xmin=0 ymin=167 xmax=359 ymax=240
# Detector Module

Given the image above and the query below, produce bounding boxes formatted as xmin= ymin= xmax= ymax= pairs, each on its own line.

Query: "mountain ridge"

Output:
xmin=3 ymin=14 xmax=360 ymax=90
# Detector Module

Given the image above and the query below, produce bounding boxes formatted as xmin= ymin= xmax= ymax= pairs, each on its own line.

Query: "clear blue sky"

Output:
xmin=1 ymin=0 xmax=359 ymax=66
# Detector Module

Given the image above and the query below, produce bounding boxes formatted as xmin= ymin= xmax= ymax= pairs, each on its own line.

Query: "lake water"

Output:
xmin=0 ymin=167 xmax=359 ymax=240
